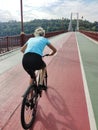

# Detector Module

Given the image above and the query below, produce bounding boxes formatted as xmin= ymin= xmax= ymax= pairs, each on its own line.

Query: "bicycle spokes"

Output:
xmin=21 ymin=86 xmax=38 ymax=129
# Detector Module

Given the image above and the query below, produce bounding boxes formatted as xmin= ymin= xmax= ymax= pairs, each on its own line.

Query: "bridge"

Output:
xmin=0 ymin=31 xmax=98 ymax=130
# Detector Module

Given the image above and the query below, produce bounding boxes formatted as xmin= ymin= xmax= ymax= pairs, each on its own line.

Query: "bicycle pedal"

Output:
xmin=25 ymin=102 xmax=30 ymax=107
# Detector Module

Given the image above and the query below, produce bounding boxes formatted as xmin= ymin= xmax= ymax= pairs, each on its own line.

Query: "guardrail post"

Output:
xmin=6 ymin=36 xmax=9 ymax=51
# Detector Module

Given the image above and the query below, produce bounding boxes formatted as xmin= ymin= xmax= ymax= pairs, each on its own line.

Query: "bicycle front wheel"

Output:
xmin=21 ymin=85 xmax=38 ymax=129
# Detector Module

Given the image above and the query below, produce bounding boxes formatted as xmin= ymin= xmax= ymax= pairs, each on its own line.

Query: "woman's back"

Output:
xmin=24 ymin=36 xmax=50 ymax=56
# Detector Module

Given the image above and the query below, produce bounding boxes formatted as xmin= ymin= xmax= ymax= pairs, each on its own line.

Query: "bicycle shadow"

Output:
xmin=30 ymin=86 xmax=78 ymax=130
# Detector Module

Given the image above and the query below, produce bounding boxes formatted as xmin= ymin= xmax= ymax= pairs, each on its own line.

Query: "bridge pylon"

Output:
xmin=68 ymin=12 xmax=79 ymax=31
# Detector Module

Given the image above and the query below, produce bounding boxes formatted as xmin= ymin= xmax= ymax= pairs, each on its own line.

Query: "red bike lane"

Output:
xmin=1 ymin=33 xmax=90 ymax=130
xmin=32 ymin=33 xmax=90 ymax=130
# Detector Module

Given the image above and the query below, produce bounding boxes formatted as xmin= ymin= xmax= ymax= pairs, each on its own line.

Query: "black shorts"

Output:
xmin=22 ymin=52 xmax=46 ymax=78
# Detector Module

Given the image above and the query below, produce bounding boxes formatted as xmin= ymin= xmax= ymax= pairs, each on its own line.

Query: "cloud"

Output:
xmin=0 ymin=10 xmax=15 ymax=22
xmin=77 ymin=0 xmax=98 ymax=22
xmin=22 ymin=0 xmax=98 ymax=22
xmin=0 ymin=0 xmax=98 ymax=22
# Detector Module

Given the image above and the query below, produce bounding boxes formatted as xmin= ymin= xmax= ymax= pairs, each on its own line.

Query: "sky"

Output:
xmin=0 ymin=0 xmax=98 ymax=23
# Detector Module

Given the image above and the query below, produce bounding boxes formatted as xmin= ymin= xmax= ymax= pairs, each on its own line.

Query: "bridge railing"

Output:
xmin=0 ymin=36 xmax=20 ymax=54
xmin=0 ymin=30 xmax=65 ymax=54
xmin=79 ymin=30 xmax=98 ymax=41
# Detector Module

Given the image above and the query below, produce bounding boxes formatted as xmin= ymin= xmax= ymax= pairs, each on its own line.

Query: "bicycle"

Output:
xmin=21 ymin=54 xmax=49 ymax=129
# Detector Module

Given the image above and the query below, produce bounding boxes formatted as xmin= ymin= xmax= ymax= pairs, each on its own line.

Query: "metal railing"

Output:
xmin=0 ymin=36 xmax=20 ymax=54
xmin=79 ymin=30 xmax=98 ymax=41
xmin=0 ymin=30 xmax=65 ymax=54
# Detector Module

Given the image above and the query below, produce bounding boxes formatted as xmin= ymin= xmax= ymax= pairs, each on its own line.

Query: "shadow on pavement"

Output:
xmin=30 ymin=86 xmax=78 ymax=130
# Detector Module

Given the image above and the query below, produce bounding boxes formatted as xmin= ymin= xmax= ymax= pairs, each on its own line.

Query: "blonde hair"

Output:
xmin=34 ymin=27 xmax=45 ymax=37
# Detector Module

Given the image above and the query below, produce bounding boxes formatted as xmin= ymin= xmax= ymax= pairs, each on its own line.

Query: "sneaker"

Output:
xmin=37 ymin=85 xmax=42 ymax=95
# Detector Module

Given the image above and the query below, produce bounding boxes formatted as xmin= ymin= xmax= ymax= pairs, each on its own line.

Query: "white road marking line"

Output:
xmin=75 ymin=32 xmax=97 ymax=130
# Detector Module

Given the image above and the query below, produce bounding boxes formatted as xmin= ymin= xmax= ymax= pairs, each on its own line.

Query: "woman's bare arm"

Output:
xmin=47 ymin=44 xmax=57 ymax=56
xmin=20 ymin=44 xmax=27 ymax=53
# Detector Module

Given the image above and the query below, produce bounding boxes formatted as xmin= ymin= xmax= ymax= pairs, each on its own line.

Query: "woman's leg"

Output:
xmin=29 ymin=78 xmax=33 ymax=85
xmin=39 ymin=67 xmax=46 ymax=85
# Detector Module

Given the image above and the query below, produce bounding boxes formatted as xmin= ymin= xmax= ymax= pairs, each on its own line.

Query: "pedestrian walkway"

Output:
xmin=0 ymin=32 xmax=98 ymax=130
xmin=76 ymin=32 xmax=98 ymax=130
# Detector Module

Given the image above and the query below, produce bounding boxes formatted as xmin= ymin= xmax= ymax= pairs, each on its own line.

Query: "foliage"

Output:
xmin=0 ymin=19 xmax=98 ymax=37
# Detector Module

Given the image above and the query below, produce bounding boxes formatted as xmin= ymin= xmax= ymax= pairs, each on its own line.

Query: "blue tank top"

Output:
xmin=24 ymin=36 xmax=50 ymax=56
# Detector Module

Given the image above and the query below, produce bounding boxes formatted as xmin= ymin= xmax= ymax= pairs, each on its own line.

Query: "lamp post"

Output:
xmin=20 ymin=0 xmax=24 ymax=33
xmin=20 ymin=0 xmax=25 ymax=46
xmin=62 ymin=17 xmax=64 ymax=31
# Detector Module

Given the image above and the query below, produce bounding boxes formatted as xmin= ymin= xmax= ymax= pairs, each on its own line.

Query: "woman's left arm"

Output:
xmin=20 ymin=44 xmax=27 ymax=53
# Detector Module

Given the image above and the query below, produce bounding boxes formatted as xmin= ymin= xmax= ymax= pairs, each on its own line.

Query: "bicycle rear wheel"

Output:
xmin=21 ymin=85 xmax=38 ymax=129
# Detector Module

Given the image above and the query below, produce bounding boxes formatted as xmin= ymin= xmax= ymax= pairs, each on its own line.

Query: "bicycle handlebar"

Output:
xmin=42 ymin=54 xmax=50 ymax=57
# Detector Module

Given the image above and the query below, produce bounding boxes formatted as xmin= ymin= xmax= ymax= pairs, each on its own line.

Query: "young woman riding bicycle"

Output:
xmin=21 ymin=27 xmax=57 ymax=91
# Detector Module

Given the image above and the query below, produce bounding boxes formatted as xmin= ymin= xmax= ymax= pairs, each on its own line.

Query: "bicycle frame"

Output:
xmin=21 ymin=54 xmax=49 ymax=129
